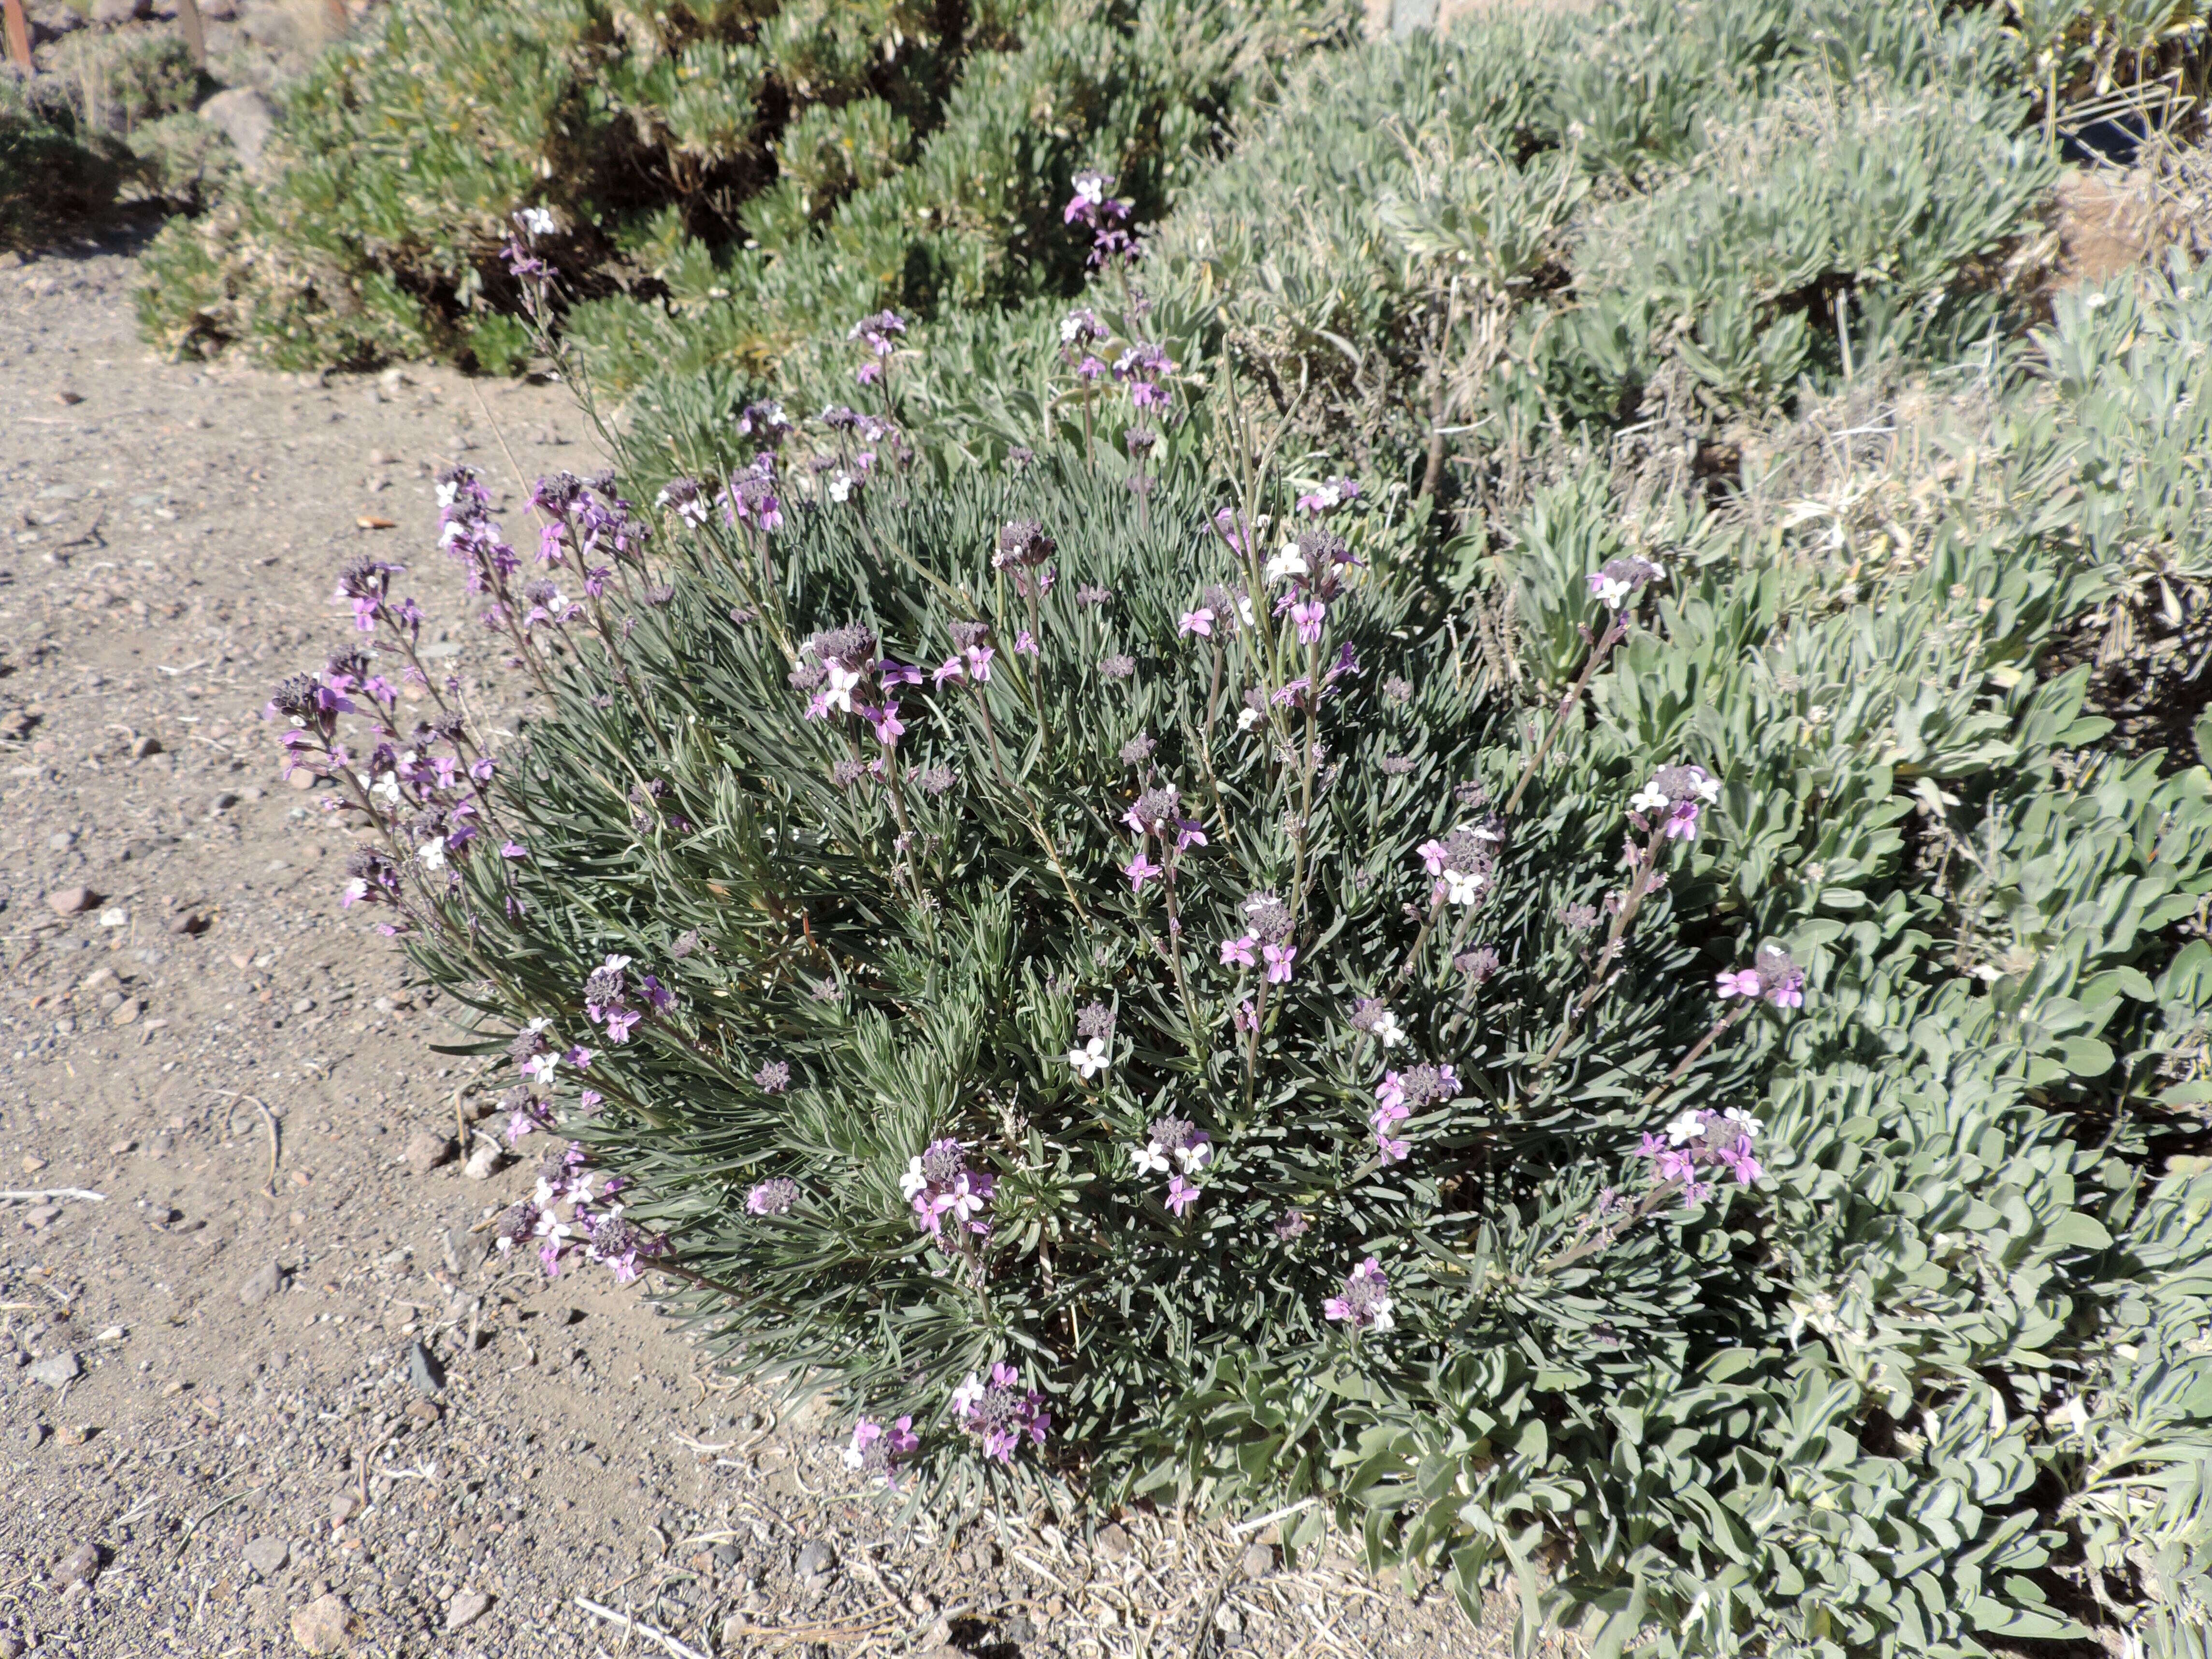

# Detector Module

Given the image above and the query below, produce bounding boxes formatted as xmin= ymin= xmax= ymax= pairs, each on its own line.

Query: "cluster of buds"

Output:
xmin=1220 ymin=890 xmax=1296 ymax=983
xmin=581 ymin=952 xmax=675 ymax=1044
xmin=794 ymin=624 xmax=922 ymax=752
xmin=1588 ymin=553 xmax=1667 ymax=610
xmin=1372 ymin=1062 xmax=1460 ymax=1163
xmin=495 ymin=1140 xmax=665 ymax=1284
xmin=1417 ymin=818 xmax=1503 ymax=909
xmin=1063 ymin=168 xmax=1134 ymax=268
xmin=845 ymin=1415 xmax=920 ymax=1487
xmin=952 ymin=1363 xmax=1051 ymax=1464
xmin=1065 ymin=1000 xmax=1114 ymax=1080
xmin=1129 ymin=1113 xmax=1210 ymax=1216
xmin=1323 ymin=1256 xmax=1395 ymax=1333
xmin=717 ymin=453 xmax=784 ymax=535
xmin=1178 ymin=581 xmax=1254 ymax=640
xmin=1122 ymin=781 xmax=1207 ymax=892
xmin=1630 ymin=764 xmax=1722 ymax=841
xmin=900 ymin=1138 xmax=996 ymax=1243
xmin=1716 ymin=943 xmax=1806 ymax=1008
xmin=848 ymin=308 xmax=906 ymax=386
xmin=1638 ymin=1107 xmax=1764 ymax=1204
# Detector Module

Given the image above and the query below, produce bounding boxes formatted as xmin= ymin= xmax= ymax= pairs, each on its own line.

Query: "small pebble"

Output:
xmin=50 ymin=1543 xmax=99 ymax=1586
xmin=243 ymin=1536 xmax=289 ymax=1578
xmin=444 ymin=1588 xmax=492 ymax=1630
xmin=407 ymin=1340 xmax=446 ymax=1396
xmin=1095 ymin=1522 xmax=1134 ymax=1562
xmin=290 ymin=1592 xmax=351 ymax=1654
xmin=45 ymin=886 xmax=97 ymax=916
xmin=237 ymin=1260 xmax=287 ymax=1306
xmin=29 ymin=1352 xmax=81 ymax=1388
xmin=402 ymin=1131 xmax=455 ymax=1175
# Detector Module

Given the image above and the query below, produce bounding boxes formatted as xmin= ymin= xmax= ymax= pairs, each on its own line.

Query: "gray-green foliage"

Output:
xmin=362 ymin=257 xmax=2212 ymax=1659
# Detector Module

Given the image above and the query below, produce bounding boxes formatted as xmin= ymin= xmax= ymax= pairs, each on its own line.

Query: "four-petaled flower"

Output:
xmin=1165 ymin=1175 xmax=1199 ymax=1216
xmin=1125 ymin=852 xmax=1163 ymax=891
xmin=1066 ymin=1035 xmax=1111 ymax=1079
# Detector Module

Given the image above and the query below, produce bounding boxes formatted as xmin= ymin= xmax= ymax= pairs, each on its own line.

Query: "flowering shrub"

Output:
xmin=261 ymin=245 xmax=2212 ymax=1657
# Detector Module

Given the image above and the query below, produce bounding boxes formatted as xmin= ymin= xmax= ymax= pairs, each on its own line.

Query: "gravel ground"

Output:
xmin=0 ymin=238 xmax=1527 ymax=1659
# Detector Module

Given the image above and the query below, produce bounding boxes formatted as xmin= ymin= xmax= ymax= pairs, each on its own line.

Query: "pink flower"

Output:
xmin=1166 ymin=1175 xmax=1198 ymax=1216
xmin=1014 ymin=631 xmax=1039 ymax=656
xmin=1220 ymin=933 xmax=1258 ymax=968
xmin=1417 ymin=839 xmax=1450 ymax=877
xmin=933 ymin=657 xmax=966 ymax=686
xmin=1290 ymin=599 xmax=1325 ymax=643
xmin=880 ymin=660 xmax=923 ymax=687
xmin=602 ymin=1007 xmax=640 ymax=1044
xmin=1234 ymin=999 xmax=1258 ymax=1033
xmin=500 ymin=840 xmax=529 ymax=859
xmin=1125 ymin=853 xmax=1163 ymax=892
xmin=1179 ymin=609 xmax=1215 ymax=638
xmin=869 ymin=700 xmax=906 ymax=747
xmin=1262 ymin=943 xmax=1297 ymax=984
xmin=1715 ymin=968 xmax=1763 ymax=999
xmin=1323 ymin=1256 xmax=1393 ymax=1331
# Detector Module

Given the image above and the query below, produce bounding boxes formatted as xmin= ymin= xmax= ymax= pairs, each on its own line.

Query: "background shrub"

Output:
xmin=133 ymin=0 xmax=1350 ymax=372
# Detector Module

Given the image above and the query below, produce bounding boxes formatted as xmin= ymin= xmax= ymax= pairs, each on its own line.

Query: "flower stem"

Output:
xmin=1503 ymin=614 xmax=1626 ymax=818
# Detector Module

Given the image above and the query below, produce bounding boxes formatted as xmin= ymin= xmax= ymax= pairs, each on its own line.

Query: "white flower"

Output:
xmin=1444 ymin=869 xmax=1487 ymax=906
xmin=1059 ymin=312 xmax=1090 ymax=344
xmin=899 ymin=1157 xmax=929 ymax=1201
xmin=1592 ymin=573 xmax=1635 ymax=609
xmin=1237 ymin=707 xmax=1263 ymax=732
xmin=417 ymin=837 xmax=447 ymax=872
xmin=1264 ymin=542 xmax=1308 ymax=583
xmin=370 ymin=771 xmax=402 ymax=806
xmin=523 ymin=1051 xmax=559 ymax=1083
xmin=1368 ymin=1299 xmax=1395 ymax=1333
xmin=1371 ymin=1010 xmax=1405 ymax=1048
xmin=951 ymin=1372 xmax=986 ymax=1415
xmin=1665 ymin=1110 xmax=1705 ymax=1147
xmin=1130 ymin=1141 xmax=1171 ymax=1177
xmin=824 ymin=660 xmax=864 ymax=714
xmin=1629 ymin=782 xmax=1670 ymax=814
xmin=1066 ymin=1036 xmax=1111 ymax=1079
xmin=2084 ymin=291 xmax=2109 ymax=311
xmin=1236 ymin=594 xmax=1256 ymax=627
xmin=1176 ymin=1139 xmax=1211 ymax=1174
xmin=1719 ymin=1108 xmax=1762 ymax=1141
xmin=827 ymin=473 xmax=855 ymax=504
xmin=516 ymin=206 xmax=556 ymax=237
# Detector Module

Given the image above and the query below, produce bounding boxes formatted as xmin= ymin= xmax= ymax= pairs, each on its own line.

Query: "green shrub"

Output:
xmin=0 ymin=76 xmax=124 ymax=249
xmin=135 ymin=0 xmax=1351 ymax=372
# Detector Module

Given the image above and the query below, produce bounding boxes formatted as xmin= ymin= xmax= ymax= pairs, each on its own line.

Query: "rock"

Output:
xmin=289 ymin=1592 xmax=351 ymax=1654
xmin=1094 ymin=1522 xmax=1134 ymax=1562
xmin=110 ymin=998 xmax=143 ymax=1027
xmin=51 ymin=1543 xmax=99 ymax=1586
xmin=329 ymin=1492 xmax=360 ymax=1525
xmin=1239 ymin=1543 xmax=1275 ymax=1580
xmin=462 ymin=1142 xmax=501 ymax=1180
xmin=795 ymin=1539 xmax=835 ymax=1582
xmin=166 ymin=911 xmax=206 ymax=935
xmin=131 ymin=735 xmax=162 ymax=758
xmin=0 ymin=1629 xmax=26 ymax=1657
xmin=45 ymin=887 xmax=98 ymax=917
xmin=1001 ymin=1612 xmax=1036 ymax=1644
xmin=444 ymin=1588 xmax=491 ymax=1631
xmin=210 ymin=790 xmax=240 ymax=811
xmin=402 ymin=1132 xmax=455 ymax=1175
xmin=405 ymin=1397 xmax=441 ymax=1426
xmin=407 ymin=1341 xmax=445 ymax=1396
xmin=197 ymin=87 xmax=278 ymax=173
xmin=243 ymin=1536 xmax=289 ymax=1578
xmin=88 ymin=0 xmax=147 ymax=21
xmin=29 ymin=1352 xmax=81 ymax=1388
xmin=238 ymin=1261 xmax=287 ymax=1306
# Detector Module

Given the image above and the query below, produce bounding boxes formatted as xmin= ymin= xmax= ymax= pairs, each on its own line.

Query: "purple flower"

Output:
xmin=1262 ymin=943 xmax=1297 ymax=984
xmin=1180 ymin=609 xmax=1215 ymax=638
xmin=845 ymin=1414 xmax=920 ymax=1486
xmin=1290 ymin=599 xmax=1326 ymax=644
xmin=899 ymin=1139 xmax=995 ymax=1240
xmin=952 ymin=1363 xmax=1050 ymax=1464
xmin=753 ymin=1060 xmax=792 ymax=1094
xmin=1630 ymin=764 xmax=1720 ymax=840
xmin=1165 ymin=1174 xmax=1199 ymax=1216
xmin=848 ymin=309 xmax=906 ymax=356
xmin=1220 ymin=933 xmax=1257 ymax=969
xmin=746 ymin=1178 xmax=800 ymax=1216
xmin=1295 ymin=478 xmax=1360 ymax=517
xmin=1717 ymin=944 xmax=1806 ymax=1008
xmin=1125 ymin=852 xmax=1163 ymax=892
xmin=1323 ymin=1257 xmax=1394 ymax=1332
xmin=1642 ymin=1108 xmax=1766 ymax=1204
xmin=1100 ymin=653 xmax=1136 ymax=681
xmin=868 ymin=700 xmax=906 ymax=748
xmin=1014 ymin=630 xmax=1039 ymax=656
